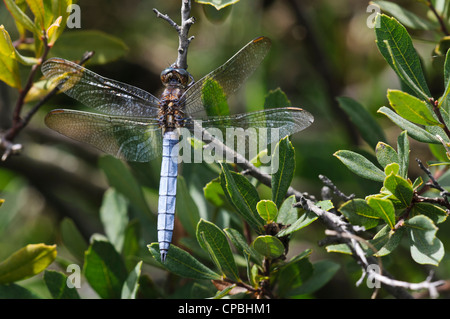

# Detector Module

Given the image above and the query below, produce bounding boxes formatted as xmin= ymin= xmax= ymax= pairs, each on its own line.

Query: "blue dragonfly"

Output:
xmin=41 ymin=36 xmax=314 ymax=262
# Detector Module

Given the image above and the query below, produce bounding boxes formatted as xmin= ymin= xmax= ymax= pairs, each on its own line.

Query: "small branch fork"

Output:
xmin=0 ymin=32 xmax=94 ymax=161
xmin=153 ymin=0 xmax=196 ymax=70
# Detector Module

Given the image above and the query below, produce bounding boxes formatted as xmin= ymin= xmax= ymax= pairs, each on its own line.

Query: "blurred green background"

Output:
xmin=0 ymin=0 xmax=448 ymax=298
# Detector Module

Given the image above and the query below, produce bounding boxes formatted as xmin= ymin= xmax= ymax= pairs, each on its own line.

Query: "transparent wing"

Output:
xmin=45 ymin=109 xmax=163 ymax=162
xmin=182 ymin=37 xmax=271 ymax=117
xmin=42 ymin=58 xmax=161 ymax=117
xmin=186 ymin=107 xmax=314 ymax=158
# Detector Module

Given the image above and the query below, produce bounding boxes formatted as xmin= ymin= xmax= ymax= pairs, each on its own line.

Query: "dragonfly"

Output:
xmin=41 ymin=36 xmax=314 ymax=262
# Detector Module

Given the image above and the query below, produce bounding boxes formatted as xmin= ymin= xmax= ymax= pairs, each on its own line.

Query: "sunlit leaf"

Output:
xmin=0 ymin=26 xmax=21 ymax=88
xmin=0 ymin=244 xmax=57 ymax=284
xmin=334 ymin=150 xmax=385 ymax=182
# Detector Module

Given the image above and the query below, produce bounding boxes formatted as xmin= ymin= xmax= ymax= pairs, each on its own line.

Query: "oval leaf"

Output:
xmin=256 ymin=200 xmax=278 ymax=223
xmin=220 ymin=163 xmax=264 ymax=233
xmin=383 ymin=173 xmax=413 ymax=207
xmin=375 ymin=14 xmax=430 ymax=99
xmin=334 ymin=150 xmax=385 ymax=182
xmin=338 ymin=198 xmax=380 ymax=230
xmin=0 ymin=244 xmax=57 ymax=284
xmin=378 ymin=106 xmax=439 ymax=144
xmin=367 ymin=197 xmax=396 ymax=229
xmin=405 ymin=215 xmax=444 ymax=266
xmin=148 ymin=243 xmax=221 ymax=280
xmin=196 ymin=219 xmax=240 ymax=281
xmin=276 ymin=195 xmax=298 ymax=225
xmin=0 ymin=26 xmax=21 ymax=88
xmin=387 ymin=90 xmax=439 ymax=126
xmin=252 ymin=235 xmax=284 ymax=259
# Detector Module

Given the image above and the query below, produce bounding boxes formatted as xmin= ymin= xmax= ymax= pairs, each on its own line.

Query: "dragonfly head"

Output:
xmin=161 ymin=68 xmax=191 ymax=88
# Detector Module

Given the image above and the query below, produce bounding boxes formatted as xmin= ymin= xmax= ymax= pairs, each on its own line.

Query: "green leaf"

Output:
xmin=333 ymin=150 xmax=385 ymax=182
xmin=405 ymin=215 xmax=444 ymax=266
xmin=264 ymin=88 xmax=291 ymax=109
xmin=439 ymin=49 xmax=450 ymax=112
xmin=376 ymin=142 xmax=399 ymax=168
xmin=276 ymin=195 xmax=298 ymax=225
xmin=384 ymin=162 xmax=400 ymax=176
xmin=176 ymin=176 xmax=200 ymax=237
xmin=411 ymin=202 xmax=448 ymax=224
xmin=256 ymin=200 xmax=278 ymax=223
xmin=100 ymin=188 xmax=129 ymax=253
xmin=375 ymin=14 xmax=431 ymax=100
xmin=372 ymin=1 xmax=439 ymax=30
xmin=387 ymin=90 xmax=439 ymax=126
xmin=122 ymin=219 xmax=141 ymax=270
xmin=338 ymin=198 xmax=380 ymax=230
xmin=277 ymin=210 xmax=318 ymax=237
xmin=0 ymin=244 xmax=57 ymax=284
xmin=0 ymin=26 xmax=21 ymax=88
xmin=43 ymin=270 xmax=80 ymax=299
xmin=287 ymin=260 xmax=340 ymax=297
xmin=148 ymin=243 xmax=221 ymax=280
xmin=271 ymin=136 xmax=295 ymax=208
xmin=219 ymin=163 xmax=264 ymax=233
xmin=370 ymin=225 xmax=405 ymax=257
xmin=201 ymin=77 xmax=230 ymax=117
xmin=25 ymin=0 xmax=46 ymax=29
xmin=277 ymin=256 xmax=313 ymax=298
xmin=51 ymin=30 xmax=129 ymax=65
xmin=0 ymin=283 xmax=39 ymax=299
xmin=121 ymin=261 xmax=142 ymax=299
xmin=383 ymin=172 xmax=413 ymax=207
xmin=48 ymin=0 xmax=72 ymax=43
xmin=196 ymin=219 xmax=240 ymax=281
xmin=252 ymin=235 xmax=284 ymax=259
xmin=204 ymin=177 xmax=228 ymax=208
xmin=99 ymin=155 xmax=152 ymax=216
xmin=3 ymin=0 xmax=41 ymax=36
xmin=223 ymin=228 xmax=263 ymax=266
xmin=378 ymin=106 xmax=440 ymax=143
xmin=60 ymin=218 xmax=88 ymax=262
xmin=397 ymin=131 xmax=410 ymax=178
xmin=83 ymin=240 xmax=128 ymax=299
xmin=196 ymin=0 xmax=240 ymax=10
xmin=337 ymin=96 xmax=386 ymax=148
xmin=367 ymin=197 xmax=396 ymax=229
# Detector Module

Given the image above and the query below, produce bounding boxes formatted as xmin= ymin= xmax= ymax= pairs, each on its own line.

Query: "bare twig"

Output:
xmin=416 ymin=158 xmax=450 ymax=198
xmin=153 ymin=0 xmax=195 ymax=70
xmin=426 ymin=0 xmax=450 ymax=35
xmin=319 ymin=174 xmax=355 ymax=202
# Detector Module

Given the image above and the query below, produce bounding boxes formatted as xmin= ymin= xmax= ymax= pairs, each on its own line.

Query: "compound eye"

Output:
xmin=160 ymin=68 xmax=175 ymax=84
xmin=174 ymin=69 xmax=190 ymax=86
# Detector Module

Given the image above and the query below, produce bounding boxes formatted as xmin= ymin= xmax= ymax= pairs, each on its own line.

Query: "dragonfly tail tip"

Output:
xmin=160 ymin=251 xmax=168 ymax=263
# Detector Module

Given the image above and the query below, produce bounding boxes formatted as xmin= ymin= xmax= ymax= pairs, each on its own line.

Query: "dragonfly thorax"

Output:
xmin=160 ymin=67 xmax=190 ymax=88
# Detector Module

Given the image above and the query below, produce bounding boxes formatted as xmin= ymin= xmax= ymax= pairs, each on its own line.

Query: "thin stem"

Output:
xmin=431 ymin=98 xmax=450 ymax=140
xmin=427 ymin=0 xmax=449 ymax=35
xmin=1 ymin=49 xmax=95 ymax=161
xmin=153 ymin=0 xmax=195 ymax=69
